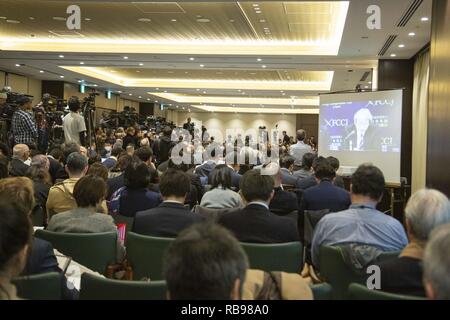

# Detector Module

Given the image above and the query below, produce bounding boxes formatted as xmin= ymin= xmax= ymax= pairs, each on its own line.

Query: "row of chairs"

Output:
xmin=34 ymin=229 xmax=303 ymax=280
xmin=13 ymin=272 xmax=422 ymax=300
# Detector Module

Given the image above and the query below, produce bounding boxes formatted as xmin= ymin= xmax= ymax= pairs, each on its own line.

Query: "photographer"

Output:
xmin=0 ymin=92 xmax=7 ymax=116
xmin=11 ymin=96 xmax=38 ymax=147
xmin=63 ymin=96 xmax=86 ymax=146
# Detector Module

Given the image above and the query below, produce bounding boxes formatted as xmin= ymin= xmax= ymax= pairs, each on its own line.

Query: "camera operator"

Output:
xmin=0 ymin=92 xmax=7 ymax=116
xmin=11 ymin=96 xmax=38 ymax=147
xmin=63 ymin=96 xmax=86 ymax=146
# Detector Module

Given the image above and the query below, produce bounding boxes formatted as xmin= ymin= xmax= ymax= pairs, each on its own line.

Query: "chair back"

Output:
xmin=348 ymin=283 xmax=426 ymax=300
xmin=126 ymin=232 xmax=175 ymax=280
xmin=319 ymin=246 xmax=400 ymax=299
xmin=31 ymin=205 xmax=47 ymax=227
xmin=240 ymin=242 xmax=303 ymax=273
xmin=34 ymin=229 xmax=117 ymax=275
xmin=80 ymin=273 xmax=166 ymax=300
xmin=13 ymin=272 xmax=61 ymax=300
xmin=311 ymin=283 xmax=332 ymax=300
xmin=303 ymin=209 xmax=330 ymax=264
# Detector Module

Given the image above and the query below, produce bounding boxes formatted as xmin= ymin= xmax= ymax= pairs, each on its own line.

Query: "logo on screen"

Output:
xmin=325 ymin=119 xmax=349 ymax=127
xmin=366 ymin=100 xmax=394 ymax=107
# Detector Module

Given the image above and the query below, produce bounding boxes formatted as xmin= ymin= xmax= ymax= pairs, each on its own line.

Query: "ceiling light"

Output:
xmin=203 ymin=91 xmax=207 ymax=94
xmin=147 ymin=98 xmax=150 ymax=101
xmin=261 ymin=65 xmax=267 ymax=68
xmin=242 ymin=92 xmax=246 ymax=95
xmin=15 ymin=64 xmax=20 ymax=67
xmin=390 ymin=53 xmax=397 ymax=57
xmin=189 ymin=57 xmax=195 ymax=61
xmin=84 ymin=18 xmax=91 ymax=21
xmin=164 ymin=90 xmax=167 ymax=93
xmin=259 ymin=19 xmax=266 ymax=23
xmin=196 ymin=18 xmax=211 ymax=23
xmin=139 ymin=63 xmax=144 ymax=66
xmin=0 ymin=17 xmax=6 ymax=19
xmin=59 ymin=55 xmax=64 ymax=58
xmin=408 ymin=32 xmax=416 ymax=36
xmin=117 ymin=91 xmax=122 ymax=93
xmin=123 ymin=56 xmax=128 ymax=59
xmin=364 ymin=86 xmax=369 ymax=89
xmin=29 ymin=17 xmax=35 ymax=20
xmin=238 ymin=89 xmax=242 ymax=92
xmin=200 ymin=64 xmax=205 ymax=67
xmin=136 ymin=70 xmax=140 ymax=73
xmin=253 ymin=4 xmax=259 ymax=7
xmin=52 ymin=17 xmax=66 ymax=21
xmin=156 ymin=88 xmax=159 ymax=90
xmin=398 ymin=44 xmax=405 ymax=48
xmin=155 ymin=100 xmax=158 ymax=103
xmin=138 ymin=96 xmax=142 ymax=99
xmin=93 ymin=84 xmax=98 ymax=87
xmin=77 ymin=80 xmax=82 ymax=83
xmin=257 ymin=58 xmax=262 ymax=62
xmin=138 ymin=18 xmax=151 ymax=22
xmin=171 ymin=19 xmax=177 ymax=22
xmin=282 ymin=93 xmax=286 ymax=96
xmin=80 ymin=62 xmax=84 ymax=65
xmin=128 ymin=93 xmax=132 ymax=96
xmin=255 ymin=11 xmax=262 ymax=14
xmin=59 ymin=75 xmax=64 ymax=78
xmin=368 ymin=81 xmax=372 ymax=84
xmin=39 ymin=70 xmax=44 ymax=73
xmin=421 ymin=17 xmax=429 ymax=22
xmin=229 ymin=19 xmax=235 ymax=23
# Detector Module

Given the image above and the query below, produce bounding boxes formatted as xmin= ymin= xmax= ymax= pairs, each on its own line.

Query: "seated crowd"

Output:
xmin=0 ymin=126 xmax=449 ymax=300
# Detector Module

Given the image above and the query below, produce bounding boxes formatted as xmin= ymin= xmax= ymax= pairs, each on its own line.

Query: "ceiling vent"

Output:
xmin=378 ymin=35 xmax=397 ymax=56
xmin=48 ymin=30 xmax=85 ymax=37
xmin=397 ymin=0 xmax=423 ymax=27
xmin=132 ymin=2 xmax=185 ymax=14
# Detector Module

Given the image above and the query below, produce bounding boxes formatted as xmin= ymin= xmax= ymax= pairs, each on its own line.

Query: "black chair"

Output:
xmin=35 ymin=230 xmax=117 ymax=275
xmin=13 ymin=272 xmax=61 ymax=300
xmin=303 ymin=209 xmax=330 ymax=263
xmin=80 ymin=273 xmax=166 ymax=300
xmin=311 ymin=283 xmax=332 ymax=300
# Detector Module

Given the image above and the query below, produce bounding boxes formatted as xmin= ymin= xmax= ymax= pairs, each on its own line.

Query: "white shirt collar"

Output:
xmin=247 ymin=201 xmax=269 ymax=210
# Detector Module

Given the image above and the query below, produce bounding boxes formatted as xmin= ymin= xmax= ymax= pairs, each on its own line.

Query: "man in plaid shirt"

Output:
xmin=11 ymin=96 xmax=38 ymax=147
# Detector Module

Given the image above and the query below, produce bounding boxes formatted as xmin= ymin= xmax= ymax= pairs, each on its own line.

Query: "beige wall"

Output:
xmin=176 ymin=111 xmax=296 ymax=142
xmin=0 ymin=71 xmax=5 ymax=87
xmin=1 ymin=71 xmax=42 ymax=101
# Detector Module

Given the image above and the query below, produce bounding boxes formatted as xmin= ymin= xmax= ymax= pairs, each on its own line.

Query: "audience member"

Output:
xmin=9 ymin=144 xmax=30 ymax=177
xmin=0 ymin=154 xmax=9 ymax=179
xmin=293 ymin=152 xmax=316 ymax=179
xmin=163 ymin=223 xmax=248 ymax=300
xmin=311 ymin=164 xmax=408 ymax=268
xmin=327 ymin=156 xmax=345 ymax=189
xmin=87 ymin=162 xmax=109 ymax=182
xmin=102 ymin=147 xmax=123 ymax=170
xmin=219 ymin=169 xmax=299 ymax=243
xmin=200 ymin=164 xmax=243 ymax=209
xmin=133 ymin=169 xmax=202 ymax=237
xmin=154 ymin=126 xmax=175 ymax=164
xmin=106 ymin=154 xmax=134 ymax=199
xmin=279 ymin=155 xmax=299 ymax=186
xmin=46 ymin=152 xmax=88 ymax=218
xmin=263 ymin=162 xmax=298 ymax=215
xmin=289 ymin=129 xmax=312 ymax=170
xmin=378 ymin=189 xmax=450 ymax=296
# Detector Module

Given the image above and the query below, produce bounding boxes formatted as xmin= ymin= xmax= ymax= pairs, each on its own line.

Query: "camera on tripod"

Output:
xmin=41 ymin=93 xmax=67 ymax=112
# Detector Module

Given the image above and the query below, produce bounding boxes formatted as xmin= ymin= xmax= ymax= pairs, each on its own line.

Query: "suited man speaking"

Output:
xmin=343 ymin=108 xmax=378 ymax=151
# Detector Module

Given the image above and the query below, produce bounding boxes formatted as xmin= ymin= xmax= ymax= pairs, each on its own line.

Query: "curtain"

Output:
xmin=411 ymin=49 xmax=430 ymax=193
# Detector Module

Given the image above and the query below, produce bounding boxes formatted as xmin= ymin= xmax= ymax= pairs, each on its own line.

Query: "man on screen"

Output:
xmin=344 ymin=108 xmax=378 ymax=151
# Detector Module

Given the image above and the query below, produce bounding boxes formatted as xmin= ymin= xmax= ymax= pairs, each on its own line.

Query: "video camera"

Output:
xmin=41 ymin=93 xmax=67 ymax=112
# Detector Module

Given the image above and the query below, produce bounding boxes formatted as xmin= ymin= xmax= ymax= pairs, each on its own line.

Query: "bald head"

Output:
xmin=296 ymin=129 xmax=306 ymax=142
xmin=31 ymin=154 xmax=50 ymax=171
xmin=12 ymin=144 xmax=30 ymax=161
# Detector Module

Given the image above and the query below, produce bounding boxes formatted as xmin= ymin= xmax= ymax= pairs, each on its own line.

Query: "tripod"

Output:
xmin=82 ymin=101 xmax=98 ymax=152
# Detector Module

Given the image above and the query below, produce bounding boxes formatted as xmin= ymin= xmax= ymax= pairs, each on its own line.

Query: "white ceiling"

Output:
xmin=0 ymin=0 xmax=432 ymax=113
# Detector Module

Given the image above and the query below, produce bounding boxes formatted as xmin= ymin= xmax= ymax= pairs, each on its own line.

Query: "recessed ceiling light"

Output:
xmin=93 ymin=84 xmax=98 ymax=87
xmin=282 ymin=93 xmax=286 ymax=96
xmin=128 ymin=93 xmax=132 ymax=96
xmin=408 ymin=32 xmax=416 ymax=36
xmin=176 ymin=105 xmax=179 ymax=108
xmin=237 ymin=89 xmax=242 ymax=92
xmin=139 ymin=63 xmax=144 ymax=66
xmin=59 ymin=75 xmax=64 ymax=78
xmin=255 ymin=11 xmax=262 ymax=14
xmin=84 ymin=18 xmax=91 ymax=21
xmin=257 ymin=58 xmax=262 ymax=62
xmin=155 ymin=100 xmax=158 ymax=103
xmin=77 ymin=80 xmax=82 ymax=83
xmin=196 ymin=89 xmax=200 ymax=91
xmin=171 ymin=19 xmax=177 ymax=22
xmin=421 ymin=17 xmax=429 ymax=21
xmin=138 ymin=96 xmax=142 ymax=98
xmin=199 ymin=64 xmax=205 ymax=67
xmin=156 ymin=88 xmax=159 ymax=90
xmin=242 ymin=92 xmax=246 ymax=95
xmin=398 ymin=44 xmax=405 ymax=48
xmin=164 ymin=90 xmax=167 ymax=93
xmin=123 ymin=56 xmax=128 ymax=59
xmin=117 ymin=91 xmax=122 ymax=93
xmin=6 ymin=19 xmax=20 ymax=23
xmin=15 ymin=64 xmax=20 ymax=67
xmin=136 ymin=70 xmax=140 ymax=73
xmin=253 ymin=4 xmax=259 ymax=7
xmin=203 ymin=91 xmax=207 ymax=94
xmin=147 ymin=98 xmax=150 ymax=101
xmin=0 ymin=17 xmax=7 ymax=19
xmin=261 ymin=65 xmax=267 ymax=68
xmin=138 ymin=18 xmax=151 ymax=22
xmin=259 ymin=19 xmax=266 ymax=23
xmin=39 ymin=70 xmax=44 ymax=73
xmin=229 ymin=19 xmax=235 ymax=23
xmin=196 ymin=18 xmax=211 ymax=23
xmin=29 ymin=17 xmax=35 ymax=20
xmin=52 ymin=17 xmax=66 ymax=21
xmin=80 ymin=62 xmax=84 ymax=65
xmin=390 ymin=53 xmax=397 ymax=57
xmin=189 ymin=57 xmax=195 ymax=61
xmin=368 ymin=81 xmax=372 ymax=84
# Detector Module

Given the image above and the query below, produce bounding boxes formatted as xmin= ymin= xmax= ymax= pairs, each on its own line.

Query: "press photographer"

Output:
xmin=63 ymin=96 xmax=86 ymax=146
xmin=11 ymin=96 xmax=38 ymax=148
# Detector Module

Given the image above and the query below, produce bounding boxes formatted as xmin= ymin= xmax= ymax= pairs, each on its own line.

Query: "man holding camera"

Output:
xmin=63 ymin=96 xmax=86 ymax=146
xmin=11 ymin=96 xmax=38 ymax=147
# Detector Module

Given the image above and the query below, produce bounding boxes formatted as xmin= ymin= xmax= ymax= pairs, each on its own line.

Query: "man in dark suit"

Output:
xmin=218 ymin=169 xmax=299 ymax=243
xmin=9 ymin=144 xmax=30 ymax=177
xmin=298 ymin=157 xmax=351 ymax=238
xmin=263 ymin=162 xmax=298 ymax=215
xmin=279 ymin=155 xmax=299 ymax=186
xmin=326 ymin=156 xmax=346 ymax=189
xmin=133 ymin=169 xmax=203 ymax=237
xmin=102 ymin=146 xmax=123 ymax=170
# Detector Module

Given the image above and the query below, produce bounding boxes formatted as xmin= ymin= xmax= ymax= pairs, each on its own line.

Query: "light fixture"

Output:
xmin=93 ymin=84 xmax=98 ymax=87
xmin=129 ymin=93 xmax=132 ymax=96
xmin=84 ymin=18 xmax=91 ymax=21
xmin=39 ymin=70 xmax=44 ymax=73
xmin=421 ymin=17 xmax=429 ymax=22
xmin=29 ymin=17 xmax=35 ymax=20
xmin=123 ymin=56 xmax=128 ymax=59
xmin=156 ymin=88 xmax=159 ymax=90
xmin=147 ymin=98 xmax=150 ymax=101
xmin=196 ymin=18 xmax=211 ymax=23
xmin=117 ymin=91 xmax=122 ymax=93
xmin=196 ymin=89 xmax=200 ymax=91
xmin=138 ymin=18 xmax=151 ymax=22
xmin=257 ymin=58 xmax=262 ymax=62
xmin=408 ymin=32 xmax=416 ymax=36
xmin=398 ymin=44 xmax=405 ymax=48
xmin=139 ymin=63 xmax=144 ymax=66
xmin=59 ymin=55 xmax=64 ymax=58
xmin=259 ymin=19 xmax=266 ymax=23
xmin=255 ymin=11 xmax=262 ymax=14
xmin=80 ymin=62 xmax=84 ymax=65
xmin=171 ymin=19 xmax=177 ymax=22
xmin=189 ymin=57 xmax=195 ymax=61
xmin=155 ymin=100 xmax=158 ymax=103
xmin=199 ymin=64 xmax=205 ymax=67
xmin=138 ymin=96 xmax=142 ymax=98
xmin=261 ymin=65 xmax=267 ymax=68
xmin=77 ymin=80 xmax=82 ymax=83
xmin=59 ymin=75 xmax=64 ymax=78
xmin=203 ymin=91 xmax=207 ymax=94
xmin=253 ymin=4 xmax=259 ymax=7
xmin=52 ymin=17 xmax=66 ymax=21
xmin=15 ymin=64 xmax=21 ymax=67
xmin=364 ymin=85 xmax=369 ymax=89
xmin=390 ymin=53 xmax=397 ymax=57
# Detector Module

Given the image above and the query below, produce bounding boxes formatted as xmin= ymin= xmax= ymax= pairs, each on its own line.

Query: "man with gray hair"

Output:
xmin=31 ymin=154 xmax=50 ymax=172
xmin=9 ymin=144 xmax=30 ymax=177
xmin=423 ymin=224 xmax=450 ymax=300
xmin=289 ymin=129 xmax=312 ymax=170
xmin=378 ymin=189 xmax=450 ymax=297
xmin=46 ymin=152 xmax=88 ymax=218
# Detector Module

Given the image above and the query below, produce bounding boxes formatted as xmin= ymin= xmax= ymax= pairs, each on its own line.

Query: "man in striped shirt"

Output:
xmin=11 ymin=96 xmax=38 ymax=147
